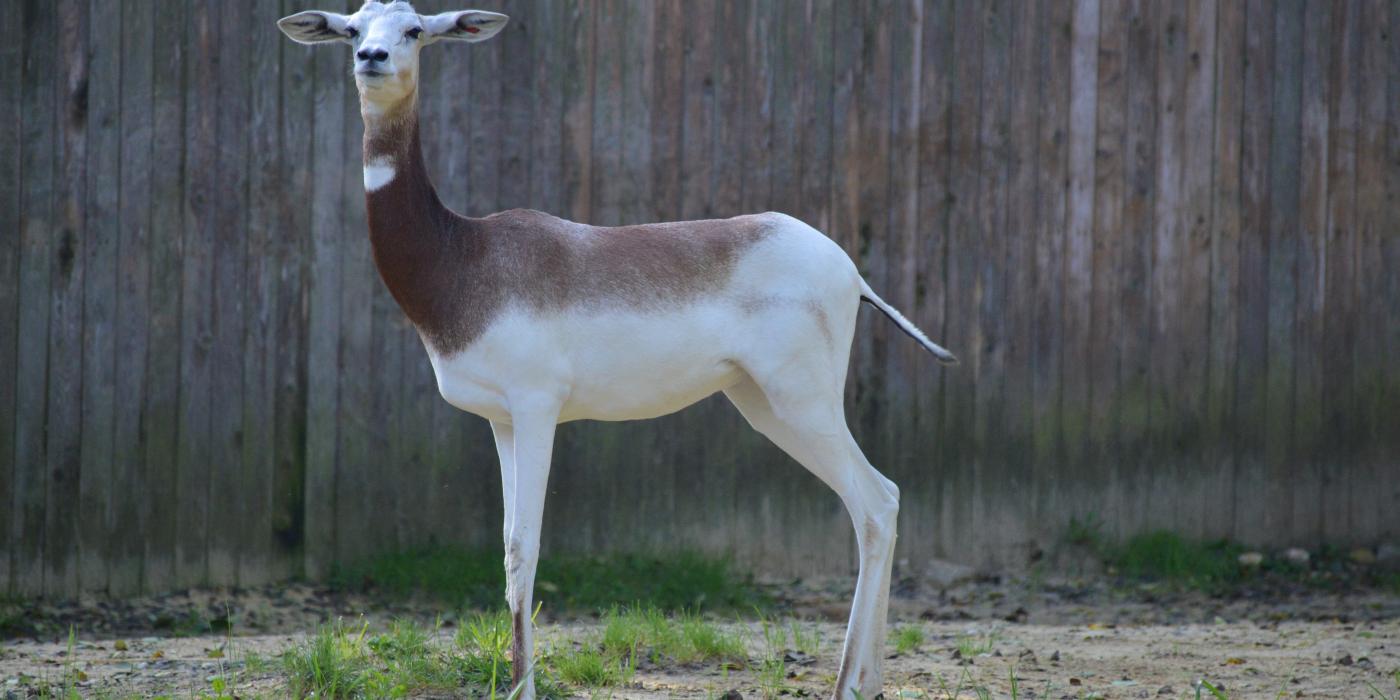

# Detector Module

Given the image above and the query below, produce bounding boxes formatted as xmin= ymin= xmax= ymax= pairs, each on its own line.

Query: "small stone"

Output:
xmin=719 ymin=691 xmax=744 ymax=700
xmin=1283 ymin=548 xmax=1310 ymax=566
xmin=1337 ymin=654 xmax=1354 ymax=666
xmin=1238 ymin=552 xmax=1264 ymax=568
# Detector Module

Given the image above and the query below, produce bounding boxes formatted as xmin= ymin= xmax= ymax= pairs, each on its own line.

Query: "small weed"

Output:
xmin=1196 ymin=678 xmax=1230 ymax=699
xmin=955 ymin=632 xmax=998 ymax=657
xmin=281 ymin=619 xmax=372 ymax=699
xmin=788 ymin=621 xmax=821 ymax=657
xmin=892 ymin=624 xmax=925 ymax=654
xmin=755 ymin=614 xmax=791 ymax=699
xmin=551 ymin=641 xmax=633 ymax=687
xmin=677 ymin=614 xmax=747 ymax=664
xmin=454 ymin=611 xmax=514 ymax=692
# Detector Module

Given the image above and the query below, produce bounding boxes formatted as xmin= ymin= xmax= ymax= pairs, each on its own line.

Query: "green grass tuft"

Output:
xmin=1107 ymin=531 xmax=1244 ymax=590
xmin=550 ymin=642 xmax=633 ymax=687
xmin=330 ymin=547 xmax=769 ymax=613
xmin=892 ymin=624 xmax=925 ymax=654
xmin=281 ymin=620 xmax=372 ymax=699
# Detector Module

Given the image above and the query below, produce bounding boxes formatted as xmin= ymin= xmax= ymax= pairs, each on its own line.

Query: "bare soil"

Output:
xmin=3 ymin=576 xmax=1397 ymax=699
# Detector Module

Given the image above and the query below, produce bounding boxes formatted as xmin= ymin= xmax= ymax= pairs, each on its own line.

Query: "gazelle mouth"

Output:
xmin=356 ymin=69 xmax=387 ymax=78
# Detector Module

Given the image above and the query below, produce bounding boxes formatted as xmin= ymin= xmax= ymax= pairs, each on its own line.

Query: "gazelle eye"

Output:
xmin=345 ymin=26 xmax=359 ymax=38
xmin=406 ymin=27 xmax=422 ymax=39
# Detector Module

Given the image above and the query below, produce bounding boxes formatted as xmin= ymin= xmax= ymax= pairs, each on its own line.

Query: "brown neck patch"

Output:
xmin=361 ymin=104 xmax=776 ymax=358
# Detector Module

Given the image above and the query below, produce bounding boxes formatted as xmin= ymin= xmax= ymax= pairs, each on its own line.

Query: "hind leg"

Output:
xmin=725 ymin=374 xmax=898 ymax=700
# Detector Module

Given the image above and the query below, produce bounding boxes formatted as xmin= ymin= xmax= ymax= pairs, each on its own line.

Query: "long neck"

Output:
xmin=361 ymin=94 xmax=466 ymax=334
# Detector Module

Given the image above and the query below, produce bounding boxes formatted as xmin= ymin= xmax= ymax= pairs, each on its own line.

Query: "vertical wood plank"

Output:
xmin=529 ymin=0 xmax=564 ymax=214
xmin=0 ymin=0 xmax=26 ymax=593
xmin=1117 ymin=0 xmax=1158 ymax=537
xmin=1234 ymin=0 xmax=1275 ymax=544
xmin=1176 ymin=0 xmax=1219 ymax=537
xmin=678 ymin=0 xmax=716 ymax=220
xmin=78 ymin=0 xmax=122 ymax=595
xmin=335 ymin=30 xmax=373 ymax=571
xmin=799 ymin=0 xmax=835 ymax=231
xmin=142 ymin=0 xmax=186 ymax=593
xmin=206 ymin=0 xmax=250 ymax=586
xmin=111 ymin=0 xmax=156 ymax=597
xmin=1263 ymin=0 xmax=1303 ymax=540
xmin=711 ymin=0 xmax=747 ymax=217
xmin=45 ymin=0 xmax=90 ymax=598
xmin=1061 ymin=0 xmax=1099 ymax=504
xmin=915 ymin=0 xmax=954 ymax=559
xmin=650 ymin=0 xmax=684 ymax=222
xmin=1206 ymin=0 xmax=1246 ymax=540
xmin=1293 ymin=0 xmax=1331 ymax=546
xmin=562 ymin=0 xmax=595 ymax=222
xmin=273 ymin=0 xmax=314 ymax=580
xmin=942 ymin=0 xmax=983 ymax=559
xmin=1386 ymin=0 xmax=1400 ymax=523
xmin=739 ymin=0 xmax=774 ymax=216
xmin=1320 ymin=0 xmax=1358 ymax=542
xmin=971 ymin=0 xmax=1011 ymax=559
xmin=1148 ymin=0 xmax=1188 ymax=533
xmin=241 ymin=0 xmax=282 ymax=587
xmin=1352 ymin=0 xmax=1387 ymax=540
xmin=1089 ymin=0 xmax=1127 ymax=524
xmin=620 ymin=0 xmax=655 ymax=224
xmin=303 ymin=7 xmax=346 ymax=579
xmin=13 ymin=0 xmax=58 ymax=597
xmin=591 ymin=0 xmax=624 ymax=224
xmin=498 ymin=0 xmax=533 ymax=211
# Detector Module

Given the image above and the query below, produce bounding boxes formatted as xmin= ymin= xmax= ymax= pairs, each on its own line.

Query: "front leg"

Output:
xmin=500 ymin=401 xmax=560 ymax=700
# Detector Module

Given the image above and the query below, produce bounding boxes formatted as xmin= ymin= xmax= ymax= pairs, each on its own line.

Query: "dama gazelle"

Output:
xmin=278 ymin=2 xmax=956 ymax=698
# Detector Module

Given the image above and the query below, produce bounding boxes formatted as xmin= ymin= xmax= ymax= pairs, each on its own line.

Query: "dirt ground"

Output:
xmin=3 ymin=576 xmax=1398 ymax=699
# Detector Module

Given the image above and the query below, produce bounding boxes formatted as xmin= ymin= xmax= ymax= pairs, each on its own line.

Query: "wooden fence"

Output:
xmin=3 ymin=0 xmax=1397 ymax=599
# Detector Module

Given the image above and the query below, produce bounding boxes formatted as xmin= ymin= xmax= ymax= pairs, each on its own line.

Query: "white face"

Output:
xmin=279 ymin=1 xmax=508 ymax=110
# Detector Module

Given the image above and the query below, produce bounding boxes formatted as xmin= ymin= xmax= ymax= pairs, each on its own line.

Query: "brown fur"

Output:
xmin=362 ymin=104 xmax=775 ymax=356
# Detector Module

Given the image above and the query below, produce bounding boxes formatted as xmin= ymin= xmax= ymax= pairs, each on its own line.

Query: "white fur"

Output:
xmin=363 ymin=157 xmax=396 ymax=192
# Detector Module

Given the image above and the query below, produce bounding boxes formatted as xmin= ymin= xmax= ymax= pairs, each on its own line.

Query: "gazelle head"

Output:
xmin=278 ymin=0 xmax=507 ymax=114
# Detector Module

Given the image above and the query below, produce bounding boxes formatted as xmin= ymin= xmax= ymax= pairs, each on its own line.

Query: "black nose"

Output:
xmin=357 ymin=47 xmax=389 ymax=63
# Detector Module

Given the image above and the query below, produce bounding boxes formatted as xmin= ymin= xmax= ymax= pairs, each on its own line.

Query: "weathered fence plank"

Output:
xmin=111 ymin=0 xmax=156 ymax=598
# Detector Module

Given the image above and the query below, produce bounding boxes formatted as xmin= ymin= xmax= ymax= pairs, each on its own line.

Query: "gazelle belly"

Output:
xmin=424 ymin=303 xmax=747 ymax=425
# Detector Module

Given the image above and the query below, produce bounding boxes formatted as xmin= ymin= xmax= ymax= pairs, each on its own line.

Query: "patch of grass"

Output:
xmin=755 ymin=614 xmax=792 ymax=699
xmin=597 ymin=605 xmax=746 ymax=666
xmin=892 ymin=624 xmax=925 ymax=654
xmin=955 ymin=632 xmax=998 ymax=658
xmin=331 ymin=547 xmax=769 ymax=613
xmin=281 ymin=620 xmax=373 ymax=699
xmin=1106 ymin=531 xmax=1244 ymax=590
xmin=788 ymin=621 xmax=821 ymax=657
xmin=676 ymin=614 xmax=747 ymax=664
xmin=281 ymin=614 xmax=567 ymax=699
xmin=550 ymin=641 xmax=634 ymax=687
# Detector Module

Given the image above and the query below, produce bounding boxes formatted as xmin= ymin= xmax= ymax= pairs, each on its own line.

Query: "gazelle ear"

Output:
xmin=277 ymin=10 xmax=353 ymax=45
xmin=420 ymin=10 xmax=509 ymax=43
